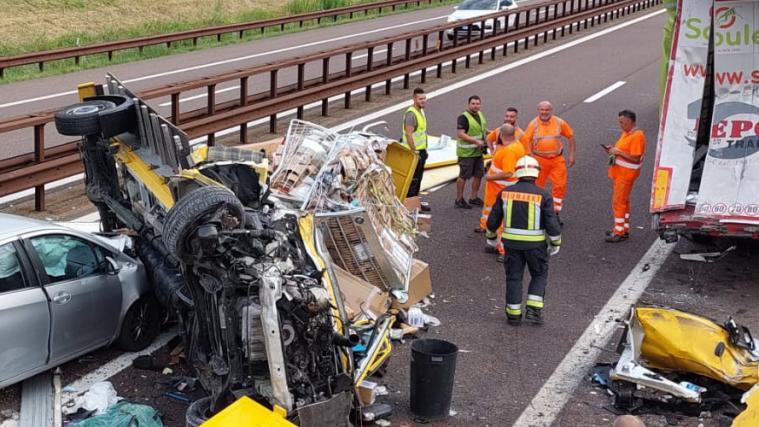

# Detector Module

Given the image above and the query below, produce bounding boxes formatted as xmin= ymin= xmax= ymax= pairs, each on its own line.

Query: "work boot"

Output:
xmin=605 ymin=234 xmax=627 ymax=243
xmin=454 ymin=199 xmax=472 ymax=209
xmin=524 ymin=307 xmax=544 ymax=325
xmin=507 ymin=314 xmax=522 ymax=326
xmin=468 ymin=197 xmax=484 ymax=206
xmin=420 ymin=202 xmax=431 ymax=212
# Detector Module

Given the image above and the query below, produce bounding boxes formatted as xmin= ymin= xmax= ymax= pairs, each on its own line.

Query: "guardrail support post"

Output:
xmin=386 ymin=42 xmax=394 ymax=94
xmin=403 ymin=39 xmax=411 ymax=88
xmin=171 ymin=93 xmax=180 ymax=124
xmin=33 ymin=124 xmax=45 ymax=211
xmin=322 ymin=58 xmax=330 ymax=115
xmin=420 ymin=36 xmax=428 ymax=83
xmin=344 ymin=52 xmax=353 ymax=109
xmin=207 ymin=84 xmax=216 ymax=116
xmin=366 ymin=47 xmax=375 ymax=100
xmin=270 ymin=70 xmax=278 ymax=132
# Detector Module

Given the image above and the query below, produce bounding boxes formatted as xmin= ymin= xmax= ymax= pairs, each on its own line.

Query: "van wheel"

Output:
xmin=54 ymin=100 xmax=117 ymax=136
xmin=162 ymin=186 xmax=245 ymax=262
xmin=186 ymin=397 xmax=212 ymax=427
xmin=116 ymin=296 xmax=161 ymax=351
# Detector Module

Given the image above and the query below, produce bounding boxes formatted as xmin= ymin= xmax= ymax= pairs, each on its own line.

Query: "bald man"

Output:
xmin=520 ymin=101 xmax=576 ymax=217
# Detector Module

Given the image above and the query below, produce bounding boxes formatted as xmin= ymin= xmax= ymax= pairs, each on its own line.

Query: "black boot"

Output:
xmin=525 ymin=307 xmax=544 ymax=325
xmin=506 ymin=313 xmax=522 ymax=326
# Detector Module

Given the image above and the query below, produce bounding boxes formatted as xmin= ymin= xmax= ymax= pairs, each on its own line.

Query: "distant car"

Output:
xmin=445 ymin=0 xmax=519 ymax=40
xmin=0 ymin=213 xmax=160 ymax=389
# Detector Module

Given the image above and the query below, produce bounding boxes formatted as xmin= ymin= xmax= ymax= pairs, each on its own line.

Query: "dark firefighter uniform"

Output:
xmin=485 ymin=179 xmax=562 ymax=324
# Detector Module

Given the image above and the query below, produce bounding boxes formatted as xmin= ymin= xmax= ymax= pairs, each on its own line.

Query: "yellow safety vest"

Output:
xmin=401 ymin=107 xmax=428 ymax=150
xmin=457 ymin=111 xmax=487 ymax=158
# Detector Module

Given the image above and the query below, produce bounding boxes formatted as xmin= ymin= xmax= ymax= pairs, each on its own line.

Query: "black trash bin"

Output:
xmin=410 ymin=339 xmax=458 ymax=419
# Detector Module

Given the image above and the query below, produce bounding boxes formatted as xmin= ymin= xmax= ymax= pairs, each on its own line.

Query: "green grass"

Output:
xmin=0 ymin=0 xmax=457 ymax=85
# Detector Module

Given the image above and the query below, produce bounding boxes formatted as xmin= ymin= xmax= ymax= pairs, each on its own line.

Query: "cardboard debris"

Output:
xmin=357 ymin=380 xmax=378 ymax=406
xmin=334 ymin=267 xmax=390 ymax=321
xmin=239 ymin=138 xmax=283 ymax=163
xmin=392 ymin=260 xmax=432 ymax=309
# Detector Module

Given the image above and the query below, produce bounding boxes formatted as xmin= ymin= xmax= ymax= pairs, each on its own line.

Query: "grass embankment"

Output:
xmin=0 ymin=0 xmax=454 ymax=84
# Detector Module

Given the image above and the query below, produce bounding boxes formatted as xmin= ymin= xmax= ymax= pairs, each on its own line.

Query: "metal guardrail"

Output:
xmin=0 ymin=0 xmax=660 ymax=211
xmin=0 ymin=0 xmax=449 ymax=79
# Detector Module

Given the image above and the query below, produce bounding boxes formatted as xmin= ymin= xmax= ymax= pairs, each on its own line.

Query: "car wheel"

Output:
xmin=54 ymin=100 xmax=117 ymax=136
xmin=162 ymin=186 xmax=245 ymax=262
xmin=116 ymin=296 xmax=161 ymax=352
xmin=186 ymin=397 xmax=212 ymax=427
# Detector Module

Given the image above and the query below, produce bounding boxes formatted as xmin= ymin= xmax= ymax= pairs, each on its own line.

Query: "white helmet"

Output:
xmin=515 ymin=156 xmax=540 ymax=179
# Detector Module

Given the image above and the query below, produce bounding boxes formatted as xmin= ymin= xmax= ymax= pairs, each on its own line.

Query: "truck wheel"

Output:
xmin=54 ymin=100 xmax=117 ymax=136
xmin=116 ymin=296 xmax=161 ymax=351
xmin=185 ymin=397 xmax=211 ymax=427
xmin=162 ymin=186 xmax=245 ymax=261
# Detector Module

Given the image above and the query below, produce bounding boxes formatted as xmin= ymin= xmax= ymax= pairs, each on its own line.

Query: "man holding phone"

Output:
xmin=604 ymin=110 xmax=646 ymax=242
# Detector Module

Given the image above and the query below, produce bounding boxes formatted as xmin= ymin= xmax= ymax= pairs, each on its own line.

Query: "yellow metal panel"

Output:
xmin=77 ymin=83 xmax=98 ymax=101
xmin=636 ymin=307 xmax=759 ymax=390
xmin=733 ymin=386 xmax=759 ymax=427
xmin=651 ymin=168 xmax=671 ymax=211
xmin=384 ymin=142 xmax=418 ymax=202
xmin=113 ymin=143 xmax=176 ymax=209
xmin=202 ymin=396 xmax=295 ymax=427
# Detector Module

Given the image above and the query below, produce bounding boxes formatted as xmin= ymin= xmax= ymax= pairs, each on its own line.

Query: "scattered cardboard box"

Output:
xmin=403 ymin=196 xmax=421 ymax=211
xmin=334 ymin=267 xmax=390 ymax=320
xmin=392 ymin=259 xmax=432 ymax=309
xmin=403 ymin=197 xmax=431 ymax=232
xmin=357 ymin=380 xmax=378 ymax=406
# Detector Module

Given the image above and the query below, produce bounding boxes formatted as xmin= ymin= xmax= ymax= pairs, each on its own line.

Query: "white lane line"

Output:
xmin=513 ymin=238 xmax=676 ymax=427
xmin=584 ymin=80 xmax=626 ymax=103
xmin=64 ymin=329 xmax=177 ymax=394
xmin=0 ymin=9 xmax=664 ymax=205
xmin=157 ymin=48 xmax=391 ymax=107
xmin=333 ymin=9 xmax=665 ymax=131
xmin=0 ymin=16 xmax=447 ymax=110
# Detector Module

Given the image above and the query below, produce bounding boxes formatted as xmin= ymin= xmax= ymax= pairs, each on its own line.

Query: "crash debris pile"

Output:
xmin=265 ymin=120 xmax=439 ymax=423
xmin=592 ymin=306 xmax=759 ymax=425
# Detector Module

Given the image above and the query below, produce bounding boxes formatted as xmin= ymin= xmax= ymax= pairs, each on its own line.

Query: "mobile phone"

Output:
xmin=600 ymin=144 xmax=611 ymax=150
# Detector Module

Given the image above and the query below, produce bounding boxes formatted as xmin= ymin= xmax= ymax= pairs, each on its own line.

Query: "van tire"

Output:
xmin=54 ymin=100 xmax=117 ymax=136
xmin=162 ymin=186 xmax=245 ymax=261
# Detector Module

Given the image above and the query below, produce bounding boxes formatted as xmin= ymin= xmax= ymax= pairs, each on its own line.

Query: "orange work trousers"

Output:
xmin=535 ymin=155 xmax=567 ymax=213
xmin=481 ymin=181 xmax=506 ymax=255
xmin=611 ymin=178 xmax=635 ymax=236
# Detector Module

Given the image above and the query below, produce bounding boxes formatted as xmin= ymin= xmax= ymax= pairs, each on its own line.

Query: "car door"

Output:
xmin=25 ymin=234 xmax=122 ymax=364
xmin=0 ymin=240 xmax=51 ymax=387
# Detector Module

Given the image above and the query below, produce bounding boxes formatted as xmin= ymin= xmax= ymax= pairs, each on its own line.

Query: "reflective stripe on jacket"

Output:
xmin=485 ymin=180 xmax=562 ymax=250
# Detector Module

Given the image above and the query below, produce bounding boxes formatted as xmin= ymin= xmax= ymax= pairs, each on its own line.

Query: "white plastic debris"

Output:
xmin=407 ymin=307 xmax=425 ymax=328
xmin=423 ymin=314 xmax=441 ymax=327
xmin=374 ymin=420 xmax=391 ymax=426
xmin=82 ymin=381 xmax=119 ymax=415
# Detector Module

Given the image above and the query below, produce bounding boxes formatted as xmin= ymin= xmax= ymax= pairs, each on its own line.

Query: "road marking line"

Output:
xmin=63 ymin=329 xmax=177 ymax=394
xmin=0 ymin=15 xmax=448 ymax=110
xmin=584 ymin=80 xmax=626 ymax=103
xmin=332 ymin=9 xmax=664 ymax=131
xmin=513 ymin=238 xmax=676 ymax=427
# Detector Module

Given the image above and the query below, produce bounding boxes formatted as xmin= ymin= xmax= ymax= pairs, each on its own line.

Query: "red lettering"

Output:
xmin=755 ymin=122 xmax=759 ymax=136
xmin=683 ymin=64 xmax=706 ymax=78
xmin=730 ymin=120 xmax=753 ymax=138
xmin=753 ymin=70 xmax=759 ymax=84
xmin=712 ymin=120 xmax=727 ymax=138
xmin=715 ymin=71 xmax=743 ymax=85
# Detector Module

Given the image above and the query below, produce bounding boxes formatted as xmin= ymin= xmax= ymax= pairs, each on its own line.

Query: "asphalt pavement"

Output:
xmin=337 ymin=9 xmax=668 ymax=426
